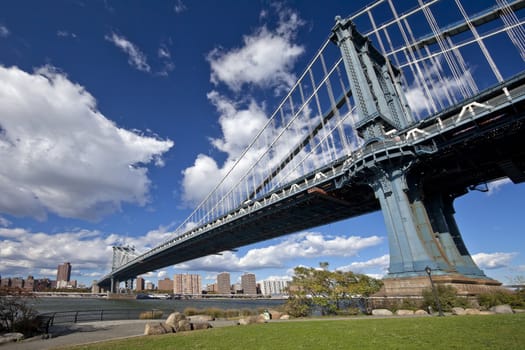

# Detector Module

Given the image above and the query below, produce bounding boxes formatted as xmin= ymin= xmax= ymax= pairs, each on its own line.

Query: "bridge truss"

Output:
xmin=101 ymin=0 xmax=525 ymax=291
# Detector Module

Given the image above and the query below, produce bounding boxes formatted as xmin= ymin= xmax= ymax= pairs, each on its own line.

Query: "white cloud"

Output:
xmin=472 ymin=252 xmax=517 ymax=269
xmin=0 ymin=65 xmax=173 ymax=220
xmin=57 ymin=30 xmax=77 ymax=38
xmin=174 ymin=232 xmax=383 ymax=272
xmin=486 ymin=178 xmax=512 ymax=195
xmin=337 ymin=254 xmax=390 ymax=275
xmin=0 ymin=25 xmax=9 ymax=38
xmin=105 ymin=32 xmax=151 ymax=72
xmin=0 ymin=216 xmax=11 ymax=227
xmin=0 ymin=225 xmax=173 ymax=280
xmin=207 ymin=9 xmax=304 ymax=92
xmin=173 ymin=0 xmax=187 ymax=14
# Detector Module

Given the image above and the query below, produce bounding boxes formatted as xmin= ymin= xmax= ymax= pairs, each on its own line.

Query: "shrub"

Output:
xmin=477 ymin=290 xmax=523 ymax=309
xmin=204 ymin=307 xmax=224 ymax=319
xmin=225 ymin=309 xmax=240 ymax=318
xmin=422 ymin=285 xmax=469 ymax=312
xmin=0 ymin=287 xmax=40 ymax=336
xmin=183 ymin=307 xmax=200 ymax=316
xmin=139 ymin=310 xmax=163 ymax=319
xmin=284 ymin=296 xmax=312 ymax=317
xmin=241 ymin=308 xmax=255 ymax=316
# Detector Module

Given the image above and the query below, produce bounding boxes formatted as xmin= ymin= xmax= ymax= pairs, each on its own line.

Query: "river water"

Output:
xmin=30 ymin=297 xmax=286 ymax=314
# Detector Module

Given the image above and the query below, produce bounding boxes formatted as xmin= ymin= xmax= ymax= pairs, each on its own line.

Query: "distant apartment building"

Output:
xmin=136 ymin=277 xmax=145 ymax=291
xmin=260 ymin=279 xmax=290 ymax=296
xmin=241 ymin=273 xmax=257 ymax=295
xmin=24 ymin=276 xmax=35 ymax=291
xmin=56 ymin=262 xmax=71 ymax=287
xmin=0 ymin=277 xmax=11 ymax=288
xmin=173 ymin=274 xmax=202 ymax=295
xmin=158 ymin=277 xmax=173 ymax=291
xmin=145 ymin=282 xmax=154 ymax=290
xmin=206 ymin=283 xmax=217 ymax=293
xmin=216 ymin=272 xmax=231 ymax=295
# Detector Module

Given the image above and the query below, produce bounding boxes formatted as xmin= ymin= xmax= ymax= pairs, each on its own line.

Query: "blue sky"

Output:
xmin=0 ymin=0 xmax=524 ymax=288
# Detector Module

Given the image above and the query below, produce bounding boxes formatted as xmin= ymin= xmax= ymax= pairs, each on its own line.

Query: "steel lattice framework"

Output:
xmin=102 ymin=0 xmax=525 ymax=291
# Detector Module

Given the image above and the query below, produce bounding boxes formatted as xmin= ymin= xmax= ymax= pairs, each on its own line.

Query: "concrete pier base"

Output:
xmin=375 ymin=275 xmax=503 ymax=297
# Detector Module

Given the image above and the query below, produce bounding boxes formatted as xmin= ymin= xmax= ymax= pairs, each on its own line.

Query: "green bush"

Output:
xmin=284 ymin=296 xmax=312 ymax=317
xmin=138 ymin=310 xmax=163 ymax=319
xmin=183 ymin=307 xmax=200 ymax=316
xmin=225 ymin=309 xmax=240 ymax=318
xmin=204 ymin=307 xmax=224 ymax=319
xmin=422 ymin=285 xmax=469 ymax=312
xmin=477 ymin=290 xmax=524 ymax=309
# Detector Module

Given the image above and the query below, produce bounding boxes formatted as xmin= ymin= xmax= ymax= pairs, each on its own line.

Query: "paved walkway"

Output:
xmin=1 ymin=319 xmax=237 ymax=350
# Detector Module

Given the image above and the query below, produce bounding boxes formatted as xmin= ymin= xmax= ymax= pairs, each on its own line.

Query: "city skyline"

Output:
xmin=0 ymin=1 xmax=523 ymax=287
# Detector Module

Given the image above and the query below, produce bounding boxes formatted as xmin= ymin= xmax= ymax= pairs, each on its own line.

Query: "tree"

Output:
xmin=0 ymin=287 xmax=39 ymax=335
xmin=285 ymin=263 xmax=383 ymax=316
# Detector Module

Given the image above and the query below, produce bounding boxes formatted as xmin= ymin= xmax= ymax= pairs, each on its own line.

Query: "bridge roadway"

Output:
xmin=98 ymin=73 xmax=525 ymax=289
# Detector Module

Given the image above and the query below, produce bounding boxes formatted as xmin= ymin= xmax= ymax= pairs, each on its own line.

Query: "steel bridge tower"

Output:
xmin=331 ymin=16 xmax=499 ymax=295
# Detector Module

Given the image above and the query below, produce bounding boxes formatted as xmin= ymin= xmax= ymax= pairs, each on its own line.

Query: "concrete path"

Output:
xmin=1 ymin=319 xmax=237 ymax=350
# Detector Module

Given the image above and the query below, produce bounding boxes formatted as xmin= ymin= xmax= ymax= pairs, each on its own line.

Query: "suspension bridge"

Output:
xmin=98 ymin=0 xmax=525 ymax=296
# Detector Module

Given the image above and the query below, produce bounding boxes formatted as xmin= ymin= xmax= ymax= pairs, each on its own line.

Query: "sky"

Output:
xmin=0 ymin=0 xmax=524 ymax=288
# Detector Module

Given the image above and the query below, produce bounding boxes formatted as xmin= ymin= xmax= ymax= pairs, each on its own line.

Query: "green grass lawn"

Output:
xmin=64 ymin=314 xmax=524 ymax=350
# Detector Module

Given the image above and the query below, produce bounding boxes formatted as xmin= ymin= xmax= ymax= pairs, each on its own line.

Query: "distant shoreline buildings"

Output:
xmin=1 ymin=262 xmax=82 ymax=291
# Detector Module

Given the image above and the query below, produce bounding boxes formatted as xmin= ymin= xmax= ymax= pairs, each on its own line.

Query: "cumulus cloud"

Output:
xmin=173 ymin=0 xmax=187 ymax=14
xmin=472 ymin=252 xmax=517 ymax=269
xmin=0 ymin=25 xmax=9 ymax=38
xmin=174 ymin=232 xmax=383 ymax=272
xmin=207 ymin=9 xmax=304 ymax=93
xmin=337 ymin=255 xmax=390 ymax=275
xmin=0 ymin=65 xmax=173 ymax=220
xmin=486 ymin=178 xmax=512 ymax=195
xmin=0 ymin=225 xmax=173 ymax=279
xmin=105 ymin=32 xmax=151 ymax=72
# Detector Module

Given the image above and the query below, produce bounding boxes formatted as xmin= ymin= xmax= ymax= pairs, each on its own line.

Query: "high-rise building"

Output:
xmin=136 ymin=277 xmax=145 ymax=291
xmin=241 ymin=273 xmax=257 ymax=295
xmin=56 ymin=262 xmax=71 ymax=284
xmin=24 ymin=276 xmax=35 ymax=291
xmin=260 ymin=279 xmax=290 ymax=296
xmin=216 ymin=272 xmax=231 ymax=295
xmin=173 ymin=274 xmax=202 ymax=295
xmin=158 ymin=277 xmax=173 ymax=291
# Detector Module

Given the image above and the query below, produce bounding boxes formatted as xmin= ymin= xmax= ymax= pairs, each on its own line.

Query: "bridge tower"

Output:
xmin=331 ymin=16 xmax=500 ymax=295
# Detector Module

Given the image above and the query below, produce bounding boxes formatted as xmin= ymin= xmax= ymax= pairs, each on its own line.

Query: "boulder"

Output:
xmin=371 ymin=309 xmax=393 ymax=316
xmin=268 ymin=309 xmax=282 ymax=320
xmin=166 ymin=312 xmax=185 ymax=329
xmin=490 ymin=304 xmax=514 ymax=314
xmin=238 ymin=315 xmax=265 ymax=325
xmin=280 ymin=314 xmax=290 ymax=320
xmin=414 ymin=310 xmax=429 ymax=316
xmin=191 ymin=322 xmax=213 ymax=330
xmin=395 ymin=309 xmax=414 ymax=316
xmin=479 ymin=311 xmax=496 ymax=315
xmin=0 ymin=333 xmax=24 ymax=344
xmin=465 ymin=308 xmax=481 ymax=315
xmin=144 ymin=322 xmax=171 ymax=336
xmin=178 ymin=319 xmax=193 ymax=332
xmin=188 ymin=314 xmax=214 ymax=322
xmin=452 ymin=307 xmax=466 ymax=316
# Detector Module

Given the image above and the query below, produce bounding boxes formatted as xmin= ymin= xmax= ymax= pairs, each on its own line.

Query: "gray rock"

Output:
xmin=165 ymin=312 xmax=185 ymax=329
xmin=372 ymin=309 xmax=393 ymax=316
xmin=178 ymin=319 xmax=192 ymax=332
xmin=0 ymin=332 xmax=24 ymax=344
xmin=490 ymin=304 xmax=514 ymax=314
xmin=452 ymin=307 xmax=466 ymax=315
xmin=188 ymin=314 xmax=214 ymax=322
xmin=238 ymin=315 xmax=265 ymax=325
xmin=280 ymin=314 xmax=290 ymax=320
xmin=144 ymin=322 xmax=171 ymax=336
xmin=191 ymin=322 xmax=212 ymax=330
xmin=465 ymin=308 xmax=480 ymax=315
xmin=414 ymin=309 xmax=429 ymax=316
xmin=395 ymin=309 xmax=414 ymax=316
xmin=268 ymin=309 xmax=282 ymax=320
